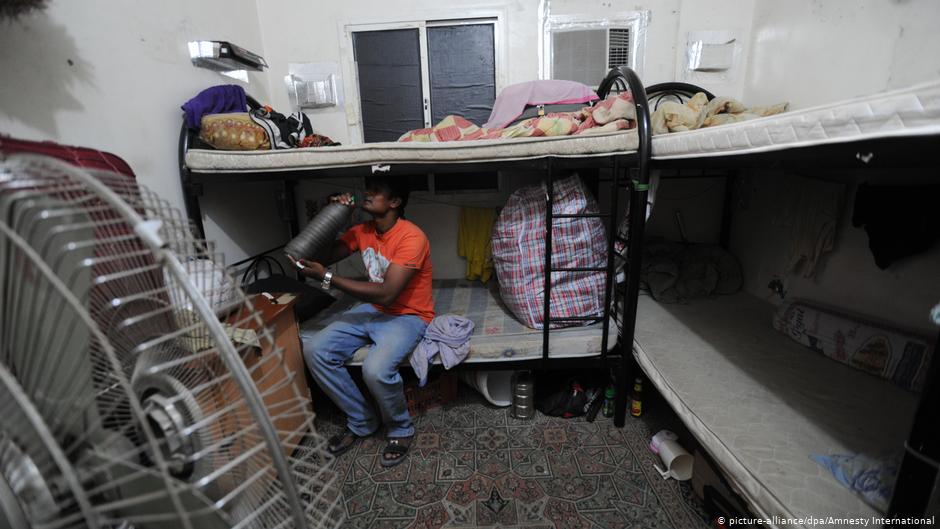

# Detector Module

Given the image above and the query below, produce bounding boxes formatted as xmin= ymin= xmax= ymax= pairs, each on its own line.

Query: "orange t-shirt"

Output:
xmin=339 ymin=219 xmax=435 ymax=323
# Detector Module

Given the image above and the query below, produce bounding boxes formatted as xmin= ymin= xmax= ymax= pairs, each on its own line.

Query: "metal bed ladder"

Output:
xmin=540 ymin=67 xmax=652 ymax=428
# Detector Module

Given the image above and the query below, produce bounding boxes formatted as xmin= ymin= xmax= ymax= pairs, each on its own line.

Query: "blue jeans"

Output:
xmin=301 ymin=304 xmax=427 ymax=438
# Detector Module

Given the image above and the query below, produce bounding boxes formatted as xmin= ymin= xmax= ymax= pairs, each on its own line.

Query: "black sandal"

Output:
xmin=379 ymin=436 xmax=413 ymax=468
xmin=327 ymin=429 xmax=372 ymax=456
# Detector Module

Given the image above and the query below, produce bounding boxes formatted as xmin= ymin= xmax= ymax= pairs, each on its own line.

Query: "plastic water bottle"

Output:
xmin=602 ymin=386 xmax=616 ymax=418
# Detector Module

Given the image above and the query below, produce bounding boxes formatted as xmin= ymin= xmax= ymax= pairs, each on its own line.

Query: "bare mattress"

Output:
xmin=301 ymin=279 xmax=617 ymax=365
xmin=185 ymin=80 xmax=940 ymax=172
xmin=633 ymin=293 xmax=919 ymax=526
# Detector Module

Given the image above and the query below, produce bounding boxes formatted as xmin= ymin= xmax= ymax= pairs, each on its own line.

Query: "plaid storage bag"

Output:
xmin=492 ymin=174 xmax=607 ymax=329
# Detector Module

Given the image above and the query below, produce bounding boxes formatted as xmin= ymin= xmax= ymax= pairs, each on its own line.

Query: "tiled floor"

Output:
xmin=313 ymin=381 xmax=715 ymax=529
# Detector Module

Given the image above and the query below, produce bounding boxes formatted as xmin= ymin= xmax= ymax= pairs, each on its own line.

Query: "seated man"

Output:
xmin=292 ymin=175 xmax=433 ymax=468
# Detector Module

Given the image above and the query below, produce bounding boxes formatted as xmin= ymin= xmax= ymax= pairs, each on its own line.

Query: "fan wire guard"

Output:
xmin=0 ymin=155 xmax=345 ymax=528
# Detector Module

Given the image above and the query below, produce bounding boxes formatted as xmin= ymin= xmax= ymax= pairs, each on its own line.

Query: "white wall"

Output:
xmin=251 ymin=0 xmax=756 ymax=277
xmin=743 ymin=0 xmax=940 ymax=108
xmin=9 ymin=0 xmax=938 ymax=274
xmin=0 ymin=0 xmax=288 ymax=266
xmin=672 ymin=0 xmax=755 ymax=100
xmin=256 ymin=0 xmax=541 ymax=146
xmin=730 ymin=170 xmax=940 ymax=335
xmin=256 ymin=0 xmax=758 ymax=145
xmin=255 ymin=0 xmax=542 ymax=278
xmin=545 ymin=0 xmax=755 ymax=99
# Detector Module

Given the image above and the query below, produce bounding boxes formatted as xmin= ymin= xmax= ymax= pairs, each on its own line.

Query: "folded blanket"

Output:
xmin=410 ymin=315 xmax=475 ymax=386
xmin=651 ymin=92 xmax=789 ymax=135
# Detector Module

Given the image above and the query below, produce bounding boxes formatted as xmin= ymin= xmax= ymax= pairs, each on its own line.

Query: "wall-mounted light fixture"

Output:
xmin=188 ymin=40 xmax=267 ymax=78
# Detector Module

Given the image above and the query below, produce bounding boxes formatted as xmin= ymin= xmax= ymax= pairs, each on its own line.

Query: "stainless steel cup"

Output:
xmin=511 ymin=371 xmax=535 ymax=420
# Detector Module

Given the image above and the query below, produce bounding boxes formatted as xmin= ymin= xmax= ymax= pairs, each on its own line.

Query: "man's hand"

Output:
xmin=287 ymin=255 xmax=326 ymax=281
xmin=329 ymin=193 xmax=356 ymax=207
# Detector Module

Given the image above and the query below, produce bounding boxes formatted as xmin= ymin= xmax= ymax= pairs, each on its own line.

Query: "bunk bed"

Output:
xmin=629 ymin=81 xmax=940 ymax=527
xmin=179 ymin=68 xmax=940 ymax=526
xmin=180 ymin=67 xmax=653 ymax=412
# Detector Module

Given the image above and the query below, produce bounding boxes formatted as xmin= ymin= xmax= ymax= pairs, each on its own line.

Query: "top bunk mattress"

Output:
xmin=184 ymin=80 xmax=940 ymax=173
xmin=632 ymin=293 xmax=920 ymax=527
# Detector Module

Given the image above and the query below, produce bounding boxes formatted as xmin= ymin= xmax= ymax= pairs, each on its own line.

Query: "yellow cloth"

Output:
xmin=457 ymin=207 xmax=496 ymax=283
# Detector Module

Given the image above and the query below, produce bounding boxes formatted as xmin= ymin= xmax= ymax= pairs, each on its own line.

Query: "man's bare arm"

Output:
xmin=290 ymin=258 xmax=417 ymax=307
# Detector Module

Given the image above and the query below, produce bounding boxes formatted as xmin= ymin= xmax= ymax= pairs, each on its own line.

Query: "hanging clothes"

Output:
xmin=457 ymin=207 xmax=496 ymax=283
xmin=852 ymin=183 xmax=940 ymax=269
xmin=782 ymin=176 xmax=846 ymax=278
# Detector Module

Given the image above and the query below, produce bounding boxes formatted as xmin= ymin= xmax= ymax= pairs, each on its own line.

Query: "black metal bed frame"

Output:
xmin=179 ymin=67 xmax=652 ymax=427
xmin=178 ymin=69 xmax=940 ymax=522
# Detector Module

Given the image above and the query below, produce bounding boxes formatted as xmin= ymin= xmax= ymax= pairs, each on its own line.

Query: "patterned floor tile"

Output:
xmin=540 ymin=475 xmax=598 ymax=501
xmin=575 ymin=475 xmax=622 ymax=511
xmin=475 ymin=486 xmax=516 ymax=526
xmin=414 ymin=428 xmax=446 ymax=456
xmin=474 ymin=406 xmax=509 ymax=428
xmin=543 ymin=498 xmax=593 ymax=529
xmin=314 ymin=385 xmax=711 ymax=529
xmin=506 ymin=425 xmax=540 ymax=449
xmin=475 ymin=449 xmax=511 ymax=478
xmin=509 ymin=449 xmax=551 ymax=478
xmin=437 ymin=450 xmax=477 ymax=481
xmin=514 ymin=495 xmax=549 ymax=525
xmin=580 ymin=509 xmax=633 ymax=529
xmin=372 ymin=483 xmax=418 ymax=519
xmin=344 ymin=479 xmax=377 ymax=517
xmin=496 ymin=473 xmax=545 ymax=503
xmin=407 ymin=502 xmax=450 ymax=529
xmin=442 ymin=499 xmax=475 ymax=527
xmin=447 ymin=474 xmax=494 ymax=506
xmin=474 ymin=426 xmax=510 ymax=451
xmin=371 ymin=518 xmax=414 ymax=529
xmin=371 ymin=457 xmax=411 ymax=483
xmin=440 ymin=427 xmax=477 ymax=451
xmin=390 ymin=458 xmax=450 ymax=508
xmin=575 ymin=446 xmax=617 ymax=475
xmin=343 ymin=511 xmax=378 ymax=529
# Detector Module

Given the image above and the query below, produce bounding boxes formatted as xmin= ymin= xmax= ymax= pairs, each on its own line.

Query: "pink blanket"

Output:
xmin=483 ymin=80 xmax=599 ymax=129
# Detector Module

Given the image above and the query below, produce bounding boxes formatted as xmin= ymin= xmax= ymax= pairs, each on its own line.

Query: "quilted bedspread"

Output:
xmin=398 ymin=92 xmax=637 ymax=142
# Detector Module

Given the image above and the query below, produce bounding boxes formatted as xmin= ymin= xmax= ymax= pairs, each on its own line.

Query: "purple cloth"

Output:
xmin=181 ymin=85 xmax=248 ymax=130
xmin=410 ymin=315 xmax=475 ymax=387
xmin=483 ymin=80 xmax=599 ymax=130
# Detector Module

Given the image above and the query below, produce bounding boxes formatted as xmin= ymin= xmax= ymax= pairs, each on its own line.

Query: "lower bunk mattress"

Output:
xmin=633 ymin=293 xmax=919 ymax=526
xmin=301 ymin=279 xmax=617 ymax=365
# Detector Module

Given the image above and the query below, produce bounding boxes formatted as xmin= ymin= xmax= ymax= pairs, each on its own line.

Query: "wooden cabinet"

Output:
xmin=224 ymin=294 xmax=313 ymax=455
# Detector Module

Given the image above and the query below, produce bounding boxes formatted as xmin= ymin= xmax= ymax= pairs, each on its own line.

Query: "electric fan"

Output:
xmin=0 ymin=154 xmax=344 ymax=528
